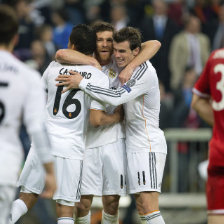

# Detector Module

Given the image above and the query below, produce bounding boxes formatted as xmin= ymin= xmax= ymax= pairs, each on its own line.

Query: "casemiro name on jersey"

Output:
xmin=59 ymin=68 xmax=92 ymax=79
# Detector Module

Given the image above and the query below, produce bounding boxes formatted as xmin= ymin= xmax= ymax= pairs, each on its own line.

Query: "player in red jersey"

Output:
xmin=192 ymin=48 xmax=224 ymax=224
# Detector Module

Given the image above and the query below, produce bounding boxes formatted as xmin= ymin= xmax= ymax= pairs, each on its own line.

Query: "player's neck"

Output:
xmin=99 ymin=59 xmax=111 ymax=66
xmin=0 ymin=41 xmax=14 ymax=52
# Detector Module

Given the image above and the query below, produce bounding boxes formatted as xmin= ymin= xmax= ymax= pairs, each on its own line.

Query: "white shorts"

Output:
xmin=81 ymin=139 xmax=127 ymax=196
xmin=18 ymin=149 xmax=83 ymax=205
xmin=126 ymin=151 xmax=166 ymax=194
xmin=0 ymin=185 xmax=16 ymax=224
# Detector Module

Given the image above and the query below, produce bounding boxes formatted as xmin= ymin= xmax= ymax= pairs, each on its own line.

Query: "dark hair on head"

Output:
xmin=0 ymin=4 xmax=18 ymax=45
xmin=91 ymin=21 xmax=114 ymax=34
xmin=113 ymin=27 xmax=142 ymax=50
xmin=69 ymin=24 xmax=96 ymax=55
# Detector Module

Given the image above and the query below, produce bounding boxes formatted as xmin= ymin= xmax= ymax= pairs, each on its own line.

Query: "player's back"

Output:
xmin=0 ymin=50 xmax=43 ymax=152
xmin=0 ymin=50 xmax=45 ymax=185
xmin=43 ymin=61 xmax=108 ymax=159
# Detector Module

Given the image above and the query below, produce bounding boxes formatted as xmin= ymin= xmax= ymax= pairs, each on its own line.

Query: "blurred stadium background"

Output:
xmin=2 ymin=0 xmax=220 ymax=223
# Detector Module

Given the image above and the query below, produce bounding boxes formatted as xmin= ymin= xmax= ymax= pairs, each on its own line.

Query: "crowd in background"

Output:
xmin=0 ymin=0 xmax=218 ymax=222
xmin=0 ymin=0 xmax=220 ymax=131
xmin=0 ymin=0 xmax=221 ymax=131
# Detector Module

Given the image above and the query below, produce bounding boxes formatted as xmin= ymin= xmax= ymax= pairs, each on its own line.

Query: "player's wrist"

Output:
xmin=126 ymin=63 xmax=135 ymax=72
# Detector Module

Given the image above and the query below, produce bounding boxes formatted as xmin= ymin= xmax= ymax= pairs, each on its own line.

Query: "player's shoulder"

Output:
xmin=0 ymin=51 xmax=41 ymax=79
xmin=133 ymin=60 xmax=156 ymax=78
xmin=211 ymin=48 xmax=224 ymax=60
xmin=83 ymin=65 xmax=108 ymax=79
xmin=45 ymin=61 xmax=62 ymax=71
xmin=136 ymin=60 xmax=154 ymax=71
xmin=80 ymin=65 xmax=109 ymax=88
xmin=12 ymin=54 xmax=41 ymax=82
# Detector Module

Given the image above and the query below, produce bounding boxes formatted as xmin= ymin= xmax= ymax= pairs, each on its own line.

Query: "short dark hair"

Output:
xmin=91 ymin=21 xmax=114 ymax=34
xmin=69 ymin=24 xmax=96 ymax=55
xmin=113 ymin=27 xmax=142 ymax=50
xmin=0 ymin=5 xmax=18 ymax=45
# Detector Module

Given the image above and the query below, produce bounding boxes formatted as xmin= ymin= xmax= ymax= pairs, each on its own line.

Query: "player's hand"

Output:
xmin=119 ymin=65 xmax=134 ymax=85
xmin=40 ymin=163 xmax=57 ymax=199
xmin=55 ymin=72 xmax=83 ymax=93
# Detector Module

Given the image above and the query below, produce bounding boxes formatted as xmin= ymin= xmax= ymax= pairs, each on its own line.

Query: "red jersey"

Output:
xmin=193 ymin=48 xmax=224 ymax=166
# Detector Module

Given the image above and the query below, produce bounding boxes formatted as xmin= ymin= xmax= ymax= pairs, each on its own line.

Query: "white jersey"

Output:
xmin=42 ymin=61 xmax=109 ymax=159
xmin=80 ymin=60 xmax=167 ymax=154
xmin=85 ymin=58 xmax=125 ymax=149
xmin=0 ymin=50 xmax=49 ymax=186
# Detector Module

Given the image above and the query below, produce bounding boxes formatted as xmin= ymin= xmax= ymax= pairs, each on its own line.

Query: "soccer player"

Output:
xmin=56 ymin=27 xmax=167 ymax=224
xmin=0 ymin=5 xmax=56 ymax=224
xmin=10 ymin=24 xmax=123 ymax=224
xmin=191 ymin=48 xmax=224 ymax=224
xmin=56 ymin=21 xmax=161 ymax=224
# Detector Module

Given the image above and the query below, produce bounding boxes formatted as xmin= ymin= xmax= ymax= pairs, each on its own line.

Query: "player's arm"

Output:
xmin=119 ymin=40 xmax=161 ymax=84
xmin=56 ymin=67 xmax=151 ymax=106
xmin=191 ymin=93 xmax=214 ymax=126
xmin=25 ymin=72 xmax=56 ymax=198
xmin=41 ymin=162 xmax=56 ymax=198
xmin=31 ymin=130 xmax=56 ymax=198
xmin=55 ymin=49 xmax=101 ymax=70
xmin=89 ymin=106 xmax=124 ymax=127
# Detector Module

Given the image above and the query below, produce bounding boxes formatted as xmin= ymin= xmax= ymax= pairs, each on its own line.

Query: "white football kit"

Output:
xmin=0 ymin=50 xmax=52 ymax=224
xmin=18 ymin=61 xmax=109 ymax=205
xmin=81 ymin=58 xmax=127 ymax=196
xmin=79 ymin=60 xmax=167 ymax=193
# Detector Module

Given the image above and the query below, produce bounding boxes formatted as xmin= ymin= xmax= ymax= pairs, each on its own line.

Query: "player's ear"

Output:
xmin=71 ymin=44 xmax=76 ymax=50
xmin=133 ymin=47 xmax=140 ymax=56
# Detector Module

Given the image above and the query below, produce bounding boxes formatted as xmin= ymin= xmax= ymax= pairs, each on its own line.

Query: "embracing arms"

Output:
xmin=89 ymin=106 xmax=124 ymax=127
xmin=55 ymin=40 xmax=161 ymax=84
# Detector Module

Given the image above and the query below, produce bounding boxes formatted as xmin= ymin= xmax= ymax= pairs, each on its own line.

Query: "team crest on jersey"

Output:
xmin=109 ymin=69 xmax=116 ymax=78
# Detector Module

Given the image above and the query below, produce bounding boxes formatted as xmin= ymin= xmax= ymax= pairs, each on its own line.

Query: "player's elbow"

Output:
xmin=153 ymin=40 xmax=161 ymax=49
xmin=89 ymin=117 xmax=100 ymax=127
xmin=55 ymin=49 xmax=66 ymax=62
xmin=191 ymin=94 xmax=198 ymax=111
xmin=89 ymin=112 xmax=102 ymax=127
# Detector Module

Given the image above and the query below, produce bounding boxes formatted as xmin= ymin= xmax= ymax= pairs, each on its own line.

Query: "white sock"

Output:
xmin=75 ymin=212 xmax=91 ymax=224
xmin=10 ymin=199 xmax=28 ymax=223
xmin=101 ymin=210 xmax=119 ymax=224
xmin=58 ymin=217 xmax=74 ymax=224
xmin=139 ymin=211 xmax=165 ymax=224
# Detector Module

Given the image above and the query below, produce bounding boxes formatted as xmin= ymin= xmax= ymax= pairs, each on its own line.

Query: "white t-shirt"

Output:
xmin=42 ymin=61 xmax=109 ymax=159
xmin=85 ymin=58 xmax=125 ymax=149
xmin=0 ymin=50 xmax=49 ymax=186
xmin=80 ymin=60 xmax=167 ymax=154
